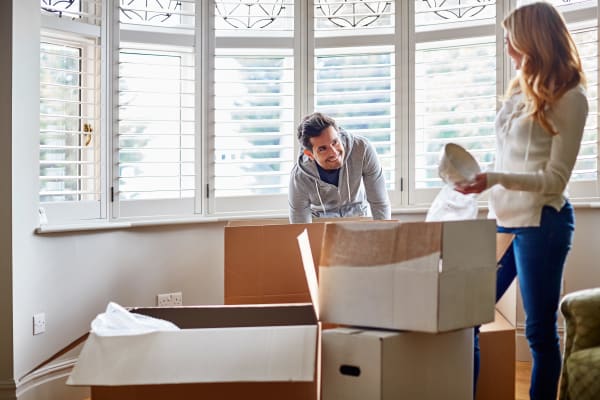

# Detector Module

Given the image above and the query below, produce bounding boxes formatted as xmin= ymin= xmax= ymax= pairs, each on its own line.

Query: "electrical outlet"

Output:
xmin=171 ymin=292 xmax=183 ymax=306
xmin=157 ymin=292 xmax=183 ymax=307
xmin=33 ymin=313 xmax=46 ymax=335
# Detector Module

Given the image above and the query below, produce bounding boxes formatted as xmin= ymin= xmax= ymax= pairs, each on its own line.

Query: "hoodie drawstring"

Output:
xmin=315 ymin=180 xmax=327 ymax=216
xmin=345 ymin=165 xmax=351 ymax=203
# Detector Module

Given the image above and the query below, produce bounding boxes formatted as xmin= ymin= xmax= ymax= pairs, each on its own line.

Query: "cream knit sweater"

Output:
xmin=487 ymin=85 xmax=589 ymax=227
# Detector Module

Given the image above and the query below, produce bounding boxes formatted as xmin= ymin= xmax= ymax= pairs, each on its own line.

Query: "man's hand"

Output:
xmin=455 ymin=173 xmax=488 ymax=195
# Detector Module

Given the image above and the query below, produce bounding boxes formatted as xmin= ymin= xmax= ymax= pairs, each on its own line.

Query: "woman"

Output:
xmin=457 ymin=2 xmax=588 ymax=399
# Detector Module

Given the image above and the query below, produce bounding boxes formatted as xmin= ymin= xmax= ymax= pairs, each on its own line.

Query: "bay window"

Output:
xmin=38 ymin=0 xmax=600 ymax=225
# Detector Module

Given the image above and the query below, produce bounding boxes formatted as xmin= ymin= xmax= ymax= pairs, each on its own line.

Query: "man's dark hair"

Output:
xmin=297 ymin=112 xmax=339 ymax=151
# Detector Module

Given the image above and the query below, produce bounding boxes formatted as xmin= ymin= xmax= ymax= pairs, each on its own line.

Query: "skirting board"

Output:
xmin=0 ymin=379 xmax=17 ymax=400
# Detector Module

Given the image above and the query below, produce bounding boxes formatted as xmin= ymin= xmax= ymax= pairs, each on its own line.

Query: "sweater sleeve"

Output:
xmin=288 ymin=169 xmax=312 ymax=223
xmin=362 ymin=141 xmax=392 ymax=220
xmin=487 ymin=89 xmax=588 ymax=194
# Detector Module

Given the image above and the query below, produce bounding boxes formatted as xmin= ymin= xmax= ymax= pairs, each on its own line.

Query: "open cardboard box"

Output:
xmin=67 ymin=284 xmax=321 ymax=399
xmin=312 ymin=220 xmax=498 ymax=332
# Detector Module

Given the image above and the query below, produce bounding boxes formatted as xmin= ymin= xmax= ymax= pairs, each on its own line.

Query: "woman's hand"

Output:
xmin=455 ymin=173 xmax=488 ymax=195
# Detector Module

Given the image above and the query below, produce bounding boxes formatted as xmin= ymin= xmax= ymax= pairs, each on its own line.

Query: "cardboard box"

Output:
xmin=321 ymin=327 xmax=474 ymax=400
xmin=312 ymin=220 xmax=497 ymax=332
xmin=476 ymin=311 xmax=516 ymax=400
xmin=68 ymin=302 xmax=320 ymax=398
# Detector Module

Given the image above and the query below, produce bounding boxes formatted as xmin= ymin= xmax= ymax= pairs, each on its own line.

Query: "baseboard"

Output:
xmin=0 ymin=379 xmax=17 ymax=400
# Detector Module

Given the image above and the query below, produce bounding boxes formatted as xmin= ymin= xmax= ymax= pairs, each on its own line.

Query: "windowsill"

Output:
xmin=34 ymin=213 xmax=288 ymax=234
xmin=34 ymin=201 xmax=600 ymax=234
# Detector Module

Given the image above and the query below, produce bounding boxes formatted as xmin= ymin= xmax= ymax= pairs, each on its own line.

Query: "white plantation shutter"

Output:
xmin=569 ymin=21 xmax=598 ymax=189
xmin=40 ymin=0 xmax=103 ymax=223
xmin=414 ymin=36 xmax=496 ymax=199
xmin=313 ymin=1 xmax=397 ymax=202
xmin=213 ymin=51 xmax=295 ymax=197
xmin=412 ymin=0 xmax=497 ymax=204
xmin=211 ymin=0 xmax=296 ymax=214
xmin=117 ymin=48 xmax=195 ymax=199
xmin=115 ymin=1 xmax=196 ymax=218
xmin=314 ymin=47 xmax=396 ymax=190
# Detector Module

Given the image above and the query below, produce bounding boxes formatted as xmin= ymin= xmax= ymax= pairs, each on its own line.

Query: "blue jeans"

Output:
xmin=474 ymin=202 xmax=574 ymax=400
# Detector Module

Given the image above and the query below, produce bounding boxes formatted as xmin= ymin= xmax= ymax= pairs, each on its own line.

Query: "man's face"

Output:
xmin=304 ymin=126 xmax=345 ymax=171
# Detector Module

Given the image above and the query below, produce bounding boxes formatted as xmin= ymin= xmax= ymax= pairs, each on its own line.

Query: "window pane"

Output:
xmin=215 ymin=0 xmax=294 ymax=37
xmin=40 ymin=40 xmax=100 ymax=203
xmin=415 ymin=36 xmax=497 ymax=189
xmin=119 ymin=0 xmax=195 ymax=31
xmin=213 ymin=50 xmax=295 ymax=197
xmin=41 ymin=0 xmax=102 ymax=25
xmin=416 ymin=0 xmax=496 ymax=32
xmin=118 ymin=48 xmax=195 ymax=200
xmin=315 ymin=48 xmax=396 ymax=189
xmin=314 ymin=0 xmax=394 ymax=37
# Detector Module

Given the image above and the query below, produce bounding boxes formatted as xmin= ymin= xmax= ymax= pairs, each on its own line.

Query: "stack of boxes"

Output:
xmin=297 ymin=220 xmax=498 ymax=400
xmin=67 ymin=218 xmax=511 ymax=400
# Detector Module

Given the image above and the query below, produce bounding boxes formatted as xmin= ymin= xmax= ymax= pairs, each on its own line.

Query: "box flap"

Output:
xmin=68 ymin=325 xmax=317 ymax=386
xmin=319 ymin=222 xmax=442 ymax=267
xmin=225 ymin=223 xmax=325 ymax=304
xmin=297 ymin=230 xmax=320 ymax=320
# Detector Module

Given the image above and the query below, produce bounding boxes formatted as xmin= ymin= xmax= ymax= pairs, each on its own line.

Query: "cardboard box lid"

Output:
xmin=315 ymin=220 xmax=496 ymax=273
xmin=298 ymin=230 xmax=321 ymax=320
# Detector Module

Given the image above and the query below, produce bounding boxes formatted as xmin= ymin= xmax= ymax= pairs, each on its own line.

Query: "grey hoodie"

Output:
xmin=288 ymin=129 xmax=391 ymax=223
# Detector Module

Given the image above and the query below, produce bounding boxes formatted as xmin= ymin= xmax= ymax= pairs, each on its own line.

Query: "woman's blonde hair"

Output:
xmin=503 ymin=1 xmax=586 ymax=135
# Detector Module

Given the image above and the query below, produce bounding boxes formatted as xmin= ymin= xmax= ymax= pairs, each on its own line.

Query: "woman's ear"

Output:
xmin=303 ymin=149 xmax=314 ymax=160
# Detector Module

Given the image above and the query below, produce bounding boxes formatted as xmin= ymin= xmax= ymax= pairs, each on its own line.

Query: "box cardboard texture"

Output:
xmin=225 ymin=222 xmax=326 ymax=305
xmin=68 ymin=289 xmax=320 ymax=398
xmin=477 ymin=311 xmax=515 ymax=400
xmin=322 ymin=327 xmax=474 ymax=400
xmin=315 ymin=220 xmax=497 ymax=332
xmin=476 ymin=232 xmax=516 ymax=400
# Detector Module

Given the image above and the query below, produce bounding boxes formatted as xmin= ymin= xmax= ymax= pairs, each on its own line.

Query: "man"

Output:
xmin=289 ymin=112 xmax=391 ymax=223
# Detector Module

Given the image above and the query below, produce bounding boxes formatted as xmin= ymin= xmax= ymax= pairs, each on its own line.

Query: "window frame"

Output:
xmin=206 ymin=0 xmax=302 ymax=216
xmin=38 ymin=0 xmax=600 ymax=227
xmin=111 ymin=1 xmax=198 ymax=219
xmin=40 ymin=9 xmax=106 ymax=224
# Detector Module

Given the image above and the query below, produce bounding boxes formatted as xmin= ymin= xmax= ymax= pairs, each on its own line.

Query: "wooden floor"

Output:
xmin=516 ymin=361 xmax=532 ymax=400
